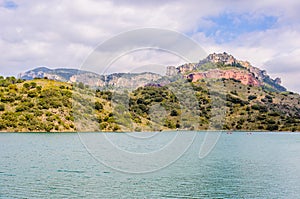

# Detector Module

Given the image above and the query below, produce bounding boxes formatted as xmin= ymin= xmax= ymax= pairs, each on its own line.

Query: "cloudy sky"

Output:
xmin=1 ymin=0 xmax=300 ymax=92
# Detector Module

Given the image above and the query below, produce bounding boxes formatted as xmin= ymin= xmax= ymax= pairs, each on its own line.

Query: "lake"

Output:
xmin=1 ymin=132 xmax=300 ymax=198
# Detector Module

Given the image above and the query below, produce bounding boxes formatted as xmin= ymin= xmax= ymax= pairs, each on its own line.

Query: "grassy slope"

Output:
xmin=0 ymin=78 xmax=299 ymax=132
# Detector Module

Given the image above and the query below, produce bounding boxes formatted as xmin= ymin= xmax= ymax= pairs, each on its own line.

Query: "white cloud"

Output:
xmin=0 ymin=0 xmax=299 ymax=92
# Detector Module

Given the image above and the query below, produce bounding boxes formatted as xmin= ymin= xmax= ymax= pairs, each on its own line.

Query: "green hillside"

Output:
xmin=0 ymin=76 xmax=299 ymax=132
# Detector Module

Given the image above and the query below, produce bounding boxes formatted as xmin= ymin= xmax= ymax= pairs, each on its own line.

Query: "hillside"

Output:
xmin=0 ymin=75 xmax=299 ymax=132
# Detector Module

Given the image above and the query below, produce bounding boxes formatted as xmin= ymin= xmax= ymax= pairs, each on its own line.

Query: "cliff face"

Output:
xmin=187 ymin=69 xmax=261 ymax=86
xmin=105 ymin=73 xmax=162 ymax=88
xmin=19 ymin=68 xmax=163 ymax=89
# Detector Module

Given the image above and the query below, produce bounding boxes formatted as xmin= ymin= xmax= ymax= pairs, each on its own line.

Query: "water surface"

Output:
xmin=1 ymin=132 xmax=300 ymax=198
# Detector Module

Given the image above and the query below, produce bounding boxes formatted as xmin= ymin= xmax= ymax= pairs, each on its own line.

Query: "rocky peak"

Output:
xmin=164 ymin=52 xmax=286 ymax=92
xmin=205 ymin=52 xmax=237 ymax=65
xmin=177 ymin=63 xmax=196 ymax=74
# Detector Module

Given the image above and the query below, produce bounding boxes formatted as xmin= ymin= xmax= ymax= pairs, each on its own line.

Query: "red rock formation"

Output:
xmin=187 ymin=69 xmax=261 ymax=86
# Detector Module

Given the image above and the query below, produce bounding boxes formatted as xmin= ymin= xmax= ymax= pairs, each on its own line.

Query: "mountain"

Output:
xmin=19 ymin=52 xmax=286 ymax=92
xmin=166 ymin=52 xmax=286 ymax=92
xmin=5 ymin=52 xmax=297 ymax=132
xmin=18 ymin=67 xmax=164 ymax=89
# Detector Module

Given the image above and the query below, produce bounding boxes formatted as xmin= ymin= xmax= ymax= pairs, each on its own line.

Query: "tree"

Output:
xmin=0 ymin=104 xmax=5 ymax=111
xmin=248 ymin=95 xmax=257 ymax=101
xmin=23 ymin=83 xmax=30 ymax=89
xmin=170 ymin=109 xmax=179 ymax=116
xmin=95 ymin=101 xmax=103 ymax=111
xmin=30 ymin=82 xmax=37 ymax=88
xmin=78 ymin=82 xmax=85 ymax=89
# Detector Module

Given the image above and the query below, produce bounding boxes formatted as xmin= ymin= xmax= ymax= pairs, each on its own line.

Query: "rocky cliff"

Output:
xmin=19 ymin=67 xmax=163 ymax=89
xmin=187 ymin=69 xmax=261 ymax=86
xmin=167 ymin=52 xmax=286 ymax=92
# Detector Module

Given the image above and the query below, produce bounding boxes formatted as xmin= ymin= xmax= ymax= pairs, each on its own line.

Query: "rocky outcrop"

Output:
xmin=164 ymin=52 xmax=286 ymax=92
xmin=177 ymin=63 xmax=196 ymax=74
xmin=19 ymin=67 xmax=163 ymax=89
xmin=205 ymin=52 xmax=237 ymax=65
xmin=166 ymin=66 xmax=178 ymax=76
xmin=105 ymin=72 xmax=162 ymax=88
xmin=187 ymin=69 xmax=261 ymax=86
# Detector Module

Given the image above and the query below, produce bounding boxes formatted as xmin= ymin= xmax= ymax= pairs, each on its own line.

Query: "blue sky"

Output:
xmin=0 ymin=0 xmax=300 ymax=92
xmin=3 ymin=0 xmax=17 ymax=9
xmin=200 ymin=13 xmax=278 ymax=43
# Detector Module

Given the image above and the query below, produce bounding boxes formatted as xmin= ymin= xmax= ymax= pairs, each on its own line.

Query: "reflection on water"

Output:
xmin=0 ymin=132 xmax=300 ymax=198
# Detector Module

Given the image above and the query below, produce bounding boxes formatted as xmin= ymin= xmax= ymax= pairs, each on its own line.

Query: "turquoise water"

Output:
xmin=1 ymin=132 xmax=300 ymax=198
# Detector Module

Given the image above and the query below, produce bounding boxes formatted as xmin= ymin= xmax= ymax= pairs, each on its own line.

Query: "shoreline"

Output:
xmin=0 ymin=130 xmax=299 ymax=133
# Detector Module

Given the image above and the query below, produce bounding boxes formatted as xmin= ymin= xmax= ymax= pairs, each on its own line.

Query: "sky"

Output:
xmin=0 ymin=0 xmax=300 ymax=92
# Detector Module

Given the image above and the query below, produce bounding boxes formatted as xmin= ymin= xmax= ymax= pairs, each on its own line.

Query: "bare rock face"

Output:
xmin=187 ymin=69 xmax=261 ymax=86
xmin=177 ymin=63 xmax=196 ymax=74
xmin=68 ymin=73 xmax=106 ymax=87
xmin=19 ymin=67 xmax=163 ymax=89
xmin=166 ymin=66 xmax=178 ymax=76
xmin=205 ymin=52 xmax=237 ymax=65
xmin=106 ymin=72 xmax=162 ymax=89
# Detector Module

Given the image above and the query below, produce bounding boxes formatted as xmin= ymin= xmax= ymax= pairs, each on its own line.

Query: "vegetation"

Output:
xmin=0 ymin=76 xmax=299 ymax=132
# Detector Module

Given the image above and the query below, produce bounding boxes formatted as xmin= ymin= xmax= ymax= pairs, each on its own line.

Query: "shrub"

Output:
xmin=268 ymin=112 xmax=280 ymax=117
xmin=266 ymin=124 xmax=279 ymax=131
xmin=15 ymin=105 xmax=28 ymax=112
xmin=154 ymin=97 xmax=163 ymax=102
xmin=95 ymin=101 xmax=103 ymax=111
xmin=30 ymin=82 xmax=37 ymax=88
xmin=227 ymin=94 xmax=248 ymax=106
xmin=248 ymin=95 xmax=257 ymax=101
xmin=251 ymin=104 xmax=268 ymax=112
xmin=45 ymin=123 xmax=54 ymax=132
xmin=113 ymin=125 xmax=120 ymax=131
xmin=133 ymin=116 xmax=141 ymax=123
xmin=1 ymin=96 xmax=15 ymax=103
xmin=138 ymin=104 xmax=148 ymax=113
xmin=78 ymin=82 xmax=85 ymax=89
xmin=176 ymin=121 xmax=180 ymax=128
xmin=100 ymin=122 xmax=108 ymax=130
xmin=36 ymin=86 xmax=42 ymax=92
xmin=27 ymin=90 xmax=37 ymax=98
xmin=0 ymin=103 xmax=4 ymax=111
xmin=170 ymin=109 xmax=179 ymax=116
xmin=8 ymin=84 xmax=18 ymax=91
xmin=267 ymin=119 xmax=276 ymax=124
xmin=23 ymin=83 xmax=30 ymax=89
xmin=134 ymin=127 xmax=142 ymax=132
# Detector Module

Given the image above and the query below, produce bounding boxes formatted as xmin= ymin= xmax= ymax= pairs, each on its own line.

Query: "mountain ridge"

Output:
xmin=18 ymin=52 xmax=287 ymax=93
